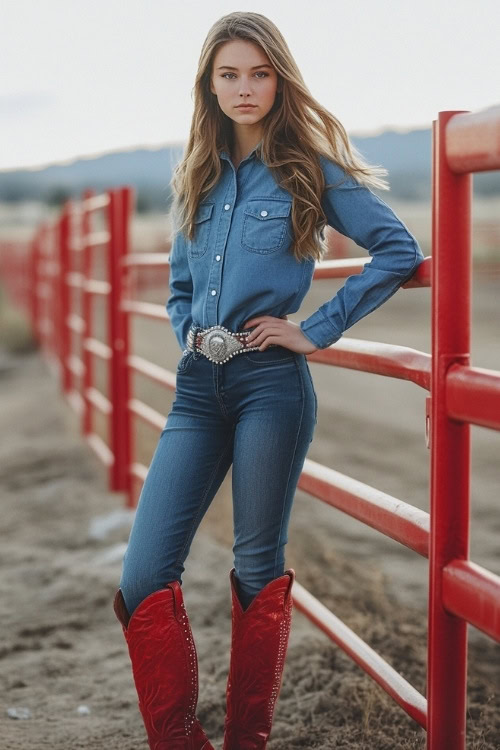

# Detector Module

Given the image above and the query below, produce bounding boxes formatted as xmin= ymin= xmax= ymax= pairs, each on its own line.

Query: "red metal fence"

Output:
xmin=0 ymin=106 xmax=499 ymax=748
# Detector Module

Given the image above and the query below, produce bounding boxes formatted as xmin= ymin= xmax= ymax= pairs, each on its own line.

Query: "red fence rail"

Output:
xmin=1 ymin=105 xmax=499 ymax=748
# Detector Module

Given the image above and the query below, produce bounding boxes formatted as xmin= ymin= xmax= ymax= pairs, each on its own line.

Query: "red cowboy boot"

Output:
xmin=113 ymin=582 xmax=214 ymax=750
xmin=223 ymin=568 xmax=295 ymax=750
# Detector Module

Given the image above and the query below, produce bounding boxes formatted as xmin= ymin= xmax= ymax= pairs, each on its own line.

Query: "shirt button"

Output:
xmin=211 ymin=289 xmax=217 ymax=296
xmin=224 ymin=204 xmax=231 ymax=210
xmin=260 ymin=210 xmax=268 ymax=217
xmin=215 ymin=255 xmax=221 ymax=261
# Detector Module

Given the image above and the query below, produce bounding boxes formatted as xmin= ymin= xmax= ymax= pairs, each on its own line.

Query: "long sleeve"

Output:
xmin=166 ymin=229 xmax=193 ymax=351
xmin=299 ymin=156 xmax=425 ymax=349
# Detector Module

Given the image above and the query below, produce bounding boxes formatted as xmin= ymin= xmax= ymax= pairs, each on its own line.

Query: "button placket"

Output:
xmin=207 ymin=188 xmax=235 ymax=328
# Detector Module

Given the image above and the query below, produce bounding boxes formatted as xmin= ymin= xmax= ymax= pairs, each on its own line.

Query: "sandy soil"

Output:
xmin=0 ymin=279 xmax=498 ymax=748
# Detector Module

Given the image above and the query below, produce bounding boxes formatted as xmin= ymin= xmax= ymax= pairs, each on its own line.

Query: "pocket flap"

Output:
xmin=244 ymin=200 xmax=292 ymax=220
xmin=194 ymin=202 xmax=215 ymax=224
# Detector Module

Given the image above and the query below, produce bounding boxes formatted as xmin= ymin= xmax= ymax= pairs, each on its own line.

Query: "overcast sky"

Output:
xmin=1 ymin=0 xmax=498 ymax=171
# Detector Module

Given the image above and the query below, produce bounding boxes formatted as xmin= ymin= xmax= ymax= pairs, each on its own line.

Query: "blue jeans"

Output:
xmin=119 ymin=343 xmax=317 ymax=617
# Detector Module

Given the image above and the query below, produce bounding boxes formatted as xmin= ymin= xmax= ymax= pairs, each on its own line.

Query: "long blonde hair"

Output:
xmin=169 ymin=11 xmax=389 ymax=262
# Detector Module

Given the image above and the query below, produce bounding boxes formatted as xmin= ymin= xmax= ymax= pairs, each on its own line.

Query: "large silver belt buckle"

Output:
xmin=195 ymin=325 xmax=247 ymax=364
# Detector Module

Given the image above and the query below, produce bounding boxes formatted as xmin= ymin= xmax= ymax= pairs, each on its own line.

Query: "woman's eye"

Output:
xmin=221 ymin=71 xmax=269 ymax=79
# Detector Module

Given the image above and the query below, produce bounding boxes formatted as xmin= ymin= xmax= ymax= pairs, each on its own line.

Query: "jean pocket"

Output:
xmin=176 ymin=350 xmax=194 ymax=374
xmin=243 ymin=345 xmax=296 ymax=365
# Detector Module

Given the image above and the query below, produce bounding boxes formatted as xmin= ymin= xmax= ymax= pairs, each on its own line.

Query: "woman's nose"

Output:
xmin=238 ymin=78 xmax=252 ymax=95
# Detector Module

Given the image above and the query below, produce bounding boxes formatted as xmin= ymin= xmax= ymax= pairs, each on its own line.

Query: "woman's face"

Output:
xmin=210 ymin=40 xmax=279 ymax=129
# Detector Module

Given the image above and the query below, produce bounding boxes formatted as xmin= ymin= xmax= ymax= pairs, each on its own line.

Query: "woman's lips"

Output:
xmin=236 ymin=104 xmax=256 ymax=109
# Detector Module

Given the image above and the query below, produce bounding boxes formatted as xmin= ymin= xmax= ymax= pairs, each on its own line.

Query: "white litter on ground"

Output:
xmin=7 ymin=707 xmax=32 ymax=720
xmin=90 ymin=542 xmax=128 ymax=566
xmin=88 ymin=509 xmax=135 ymax=541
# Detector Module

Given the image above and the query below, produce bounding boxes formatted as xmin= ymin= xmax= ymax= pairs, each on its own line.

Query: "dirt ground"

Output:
xmin=0 ymin=271 xmax=499 ymax=750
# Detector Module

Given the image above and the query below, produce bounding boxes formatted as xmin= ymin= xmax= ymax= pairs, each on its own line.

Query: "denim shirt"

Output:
xmin=166 ymin=143 xmax=425 ymax=352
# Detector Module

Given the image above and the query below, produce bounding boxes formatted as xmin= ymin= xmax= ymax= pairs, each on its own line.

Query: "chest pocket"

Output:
xmin=241 ymin=199 xmax=292 ymax=254
xmin=187 ymin=202 xmax=214 ymax=259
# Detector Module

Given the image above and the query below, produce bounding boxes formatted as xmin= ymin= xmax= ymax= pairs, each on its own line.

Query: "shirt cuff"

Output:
xmin=299 ymin=308 xmax=342 ymax=349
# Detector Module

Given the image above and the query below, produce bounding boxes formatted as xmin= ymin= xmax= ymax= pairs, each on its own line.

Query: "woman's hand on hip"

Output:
xmin=243 ymin=315 xmax=318 ymax=354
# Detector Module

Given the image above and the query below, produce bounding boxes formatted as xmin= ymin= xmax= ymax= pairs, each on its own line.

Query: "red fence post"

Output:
xmin=121 ymin=186 xmax=134 ymax=508
xmin=58 ymin=203 xmax=71 ymax=394
xmin=81 ymin=190 xmax=94 ymax=438
xmin=49 ymin=221 xmax=59 ymax=364
xmin=30 ymin=232 xmax=40 ymax=345
xmin=39 ymin=223 xmax=50 ymax=356
xmin=108 ymin=187 xmax=133 ymax=503
xmin=427 ymin=111 xmax=472 ymax=749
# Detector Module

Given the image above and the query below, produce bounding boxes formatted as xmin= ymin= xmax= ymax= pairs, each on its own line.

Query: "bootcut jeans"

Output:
xmin=119 ymin=341 xmax=317 ymax=618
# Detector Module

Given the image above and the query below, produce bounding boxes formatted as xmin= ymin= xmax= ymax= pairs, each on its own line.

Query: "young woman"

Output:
xmin=113 ymin=11 xmax=425 ymax=750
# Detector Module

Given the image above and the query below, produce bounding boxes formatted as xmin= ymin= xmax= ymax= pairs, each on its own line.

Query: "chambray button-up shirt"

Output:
xmin=166 ymin=143 xmax=425 ymax=352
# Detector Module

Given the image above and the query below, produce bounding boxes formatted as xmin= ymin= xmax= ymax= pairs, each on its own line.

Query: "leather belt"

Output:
xmin=185 ymin=324 xmax=276 ymax=364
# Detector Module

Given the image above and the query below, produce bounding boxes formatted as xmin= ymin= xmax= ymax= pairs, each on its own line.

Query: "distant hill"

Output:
xmin=0 ymin=128 xmax=498 ymax=211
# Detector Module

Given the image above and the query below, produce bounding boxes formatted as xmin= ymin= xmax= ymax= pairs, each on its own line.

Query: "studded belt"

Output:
xmin=184 ymin=323 xmax=276 ymax=365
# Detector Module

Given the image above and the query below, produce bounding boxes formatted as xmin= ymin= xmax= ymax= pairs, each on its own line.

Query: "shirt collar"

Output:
xmin=219 ymin=140 xmax=262 ymax=163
